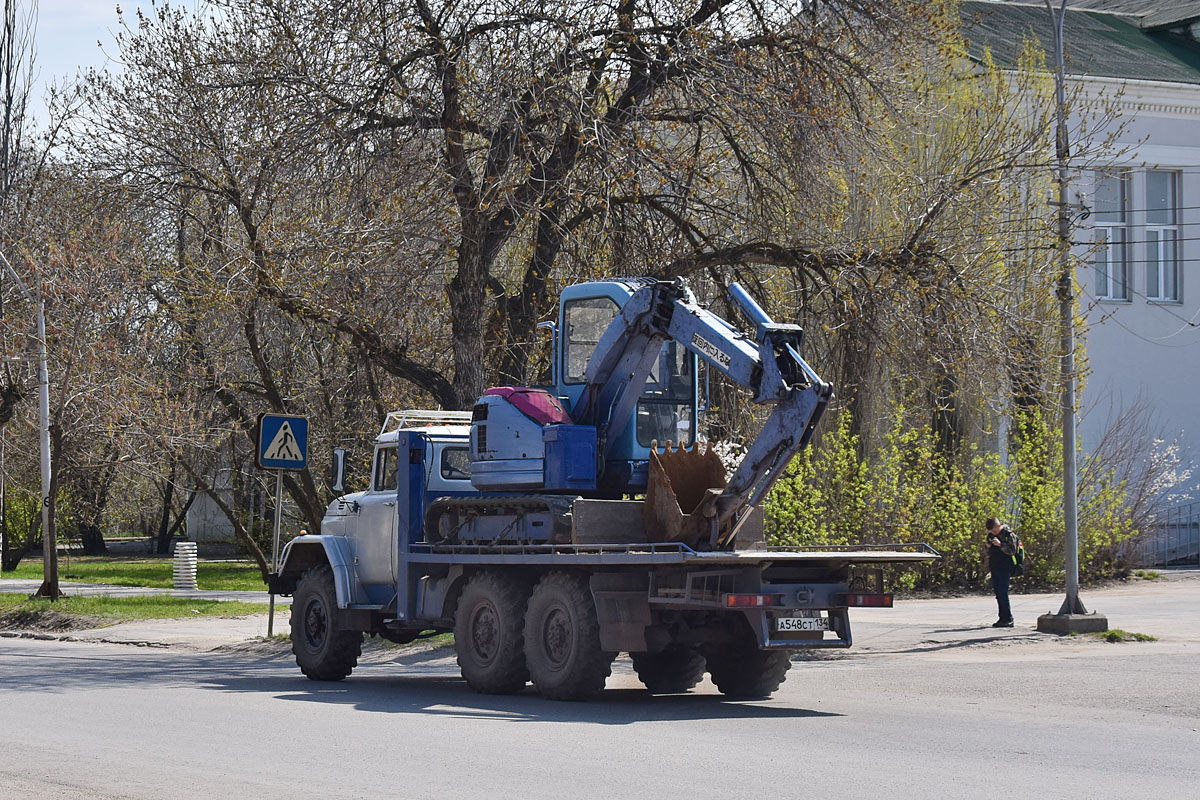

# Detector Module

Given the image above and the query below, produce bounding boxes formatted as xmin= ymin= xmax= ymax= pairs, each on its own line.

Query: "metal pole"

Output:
xmin=1049 ymin=1 xmax=1084 ymax=616
xmin=267 ymin=469 xmax=282 ymax=636
xmin=36 ymin=296 xmax=57 ymax=596
xmin=1 ymin=431 xmax=6 ymax=565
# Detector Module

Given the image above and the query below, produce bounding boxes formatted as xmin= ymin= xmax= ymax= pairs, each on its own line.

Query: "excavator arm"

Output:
xmin=575 ymin=280 xmax=833 ymax=549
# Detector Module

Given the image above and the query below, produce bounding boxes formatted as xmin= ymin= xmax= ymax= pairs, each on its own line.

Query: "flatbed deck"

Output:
xmin=401 ymin=541 xmax=939 ymax=567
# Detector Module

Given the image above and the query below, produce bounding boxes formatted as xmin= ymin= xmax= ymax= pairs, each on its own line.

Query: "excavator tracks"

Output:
xmin=425 ymin=495 xmax=578 ymax=546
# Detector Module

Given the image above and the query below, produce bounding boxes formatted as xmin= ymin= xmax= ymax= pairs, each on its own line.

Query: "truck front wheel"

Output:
xmin=455 ymin=571 xmax=531 ymax=694
xmin=524 ymin=572 xmax=615 ymax=701
xmin=631 ymin=646 xmax=707 ymax=693
xmin=291 ymin=565 xmax=363 ymax=681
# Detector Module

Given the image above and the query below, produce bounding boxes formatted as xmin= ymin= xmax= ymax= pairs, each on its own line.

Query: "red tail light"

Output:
xmin=838 ymin=593 xmax=893 ymax=608
xmin=724 ymin=594 xmax=783 ymax=607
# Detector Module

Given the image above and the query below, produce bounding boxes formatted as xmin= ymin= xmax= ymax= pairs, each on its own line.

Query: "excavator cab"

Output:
xmin=554 ymin=280 xmax=701 ymax=496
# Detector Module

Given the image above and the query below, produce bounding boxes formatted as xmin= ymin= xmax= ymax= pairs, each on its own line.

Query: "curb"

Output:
xmin=0 ymin=629 xmax=172 ymax=648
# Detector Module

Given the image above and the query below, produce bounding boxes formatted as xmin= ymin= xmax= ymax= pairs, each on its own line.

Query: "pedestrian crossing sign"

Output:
xmin=256 ymin=414 xmax=309 ymax=471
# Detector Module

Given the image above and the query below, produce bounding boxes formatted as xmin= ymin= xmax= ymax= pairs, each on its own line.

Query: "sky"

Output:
xmin=26 ymin=1 xmax=162 ymax=124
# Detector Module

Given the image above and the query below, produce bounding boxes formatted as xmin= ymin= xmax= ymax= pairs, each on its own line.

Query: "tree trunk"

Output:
xmin=154 ymin=464 xmax=177 ymax=554
xmin=80 ymin=523 xmax=106 ymax=555
xmin=0 ymin=510 xmax=38 ymax=571
xmin=157 ymin=490 xmax=196 ymax=555
xmin=448 ymin=218 xmax=492 ymax=409
xmin=179 ymin=458 xmax=271 ymax=580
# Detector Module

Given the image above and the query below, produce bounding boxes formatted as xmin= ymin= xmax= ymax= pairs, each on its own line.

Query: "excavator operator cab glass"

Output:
xmin=636 ymin=340 xmax=695 ymax=447
xmin=564 ymin=297 xmax=619 ymax=383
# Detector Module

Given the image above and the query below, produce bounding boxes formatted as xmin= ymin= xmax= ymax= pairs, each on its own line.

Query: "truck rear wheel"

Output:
xmin=523 ymin=572 xmax=615 ymax=701
xmin=291 ymin=564 xmax=362 ymax=681
xmin=631 ymin=646 xmax=707 ymax=693
xmin=455 ymin=571 xmax=531 ymax=694
xmin=705 ymin=646 xmax=791 ymax=699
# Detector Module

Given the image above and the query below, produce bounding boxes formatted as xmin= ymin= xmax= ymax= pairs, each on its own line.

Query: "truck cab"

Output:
xmin=283 ymin=411 xmax=475 ymax=605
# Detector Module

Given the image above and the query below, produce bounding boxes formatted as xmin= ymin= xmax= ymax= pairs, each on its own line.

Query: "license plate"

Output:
xmin=775 ymin=615 xmax=830 ymax=632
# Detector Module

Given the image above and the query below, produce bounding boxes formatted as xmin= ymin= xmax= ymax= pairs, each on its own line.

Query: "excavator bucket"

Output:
xmin=644 ymin=442 xmax=727 ymax=548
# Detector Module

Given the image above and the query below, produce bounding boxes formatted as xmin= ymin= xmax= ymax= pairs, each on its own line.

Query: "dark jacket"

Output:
xmin=988 ymin=526 xmax=1016 ymax=574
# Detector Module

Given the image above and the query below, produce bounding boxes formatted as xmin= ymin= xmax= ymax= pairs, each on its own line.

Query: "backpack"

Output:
xmin=999 ymin=527 xmax=1025 ymax=577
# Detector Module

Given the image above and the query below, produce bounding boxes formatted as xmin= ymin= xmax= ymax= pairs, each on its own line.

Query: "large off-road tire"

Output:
xmin=523 ymin=572 xmax=616 ymax=701
xmin=454 ymin=571 xmax=531 ymax=694
xmin=290 ymin=565 xmax=363 ymax=681
xmin=631 ymin=646 xmax=707 ymax=693
xmin=705 ymin=646 xmax=792 ymax=699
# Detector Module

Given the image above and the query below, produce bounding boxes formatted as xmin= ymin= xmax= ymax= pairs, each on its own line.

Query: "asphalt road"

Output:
xmin=1 ymin=575 xmax=1198 ymax=799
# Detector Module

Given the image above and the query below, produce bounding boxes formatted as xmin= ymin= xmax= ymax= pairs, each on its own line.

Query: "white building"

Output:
xmin=965 ymin=1 xmax=1200 ymax=519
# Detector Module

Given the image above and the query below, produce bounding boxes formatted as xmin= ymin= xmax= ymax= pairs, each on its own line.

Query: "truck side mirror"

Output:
xmin=331 ymin=447 xmax=347 ymax=493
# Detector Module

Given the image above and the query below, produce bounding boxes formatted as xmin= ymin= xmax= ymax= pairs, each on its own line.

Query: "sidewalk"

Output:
xmin=0 ymin=578 xmax=292 ymax=651
xmin=0 ymin=577 xmax=286 ymax=605
xmin=848 ymin=569 xmax=1200 ymax=656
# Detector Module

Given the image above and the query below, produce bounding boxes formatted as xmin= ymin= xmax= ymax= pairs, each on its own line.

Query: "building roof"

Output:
xmin=961 ymin=2 xmax=1200 ymax=84
xmin=1063 ymin=1 xmax=1200 ymax=30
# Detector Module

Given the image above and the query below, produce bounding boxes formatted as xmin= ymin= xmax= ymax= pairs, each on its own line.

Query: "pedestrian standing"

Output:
xmin=985 ymin=517 xmax=1015 ymax=627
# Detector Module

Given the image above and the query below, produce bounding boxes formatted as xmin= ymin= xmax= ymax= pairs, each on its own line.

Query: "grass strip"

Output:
xmin=2 ymin=557 xmax=266 ymax=591
xmin=0 ymin=594 xmax=270 ymax=624
xmin=1085 ymin=628 xmax=1158 ymax=643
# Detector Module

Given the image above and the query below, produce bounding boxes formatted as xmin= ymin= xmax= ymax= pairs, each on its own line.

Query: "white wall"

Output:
xmin=185 ymin=492 xmax=238 ymax=543
xmin=1073 ymin=78 xmax=1200 ymax=501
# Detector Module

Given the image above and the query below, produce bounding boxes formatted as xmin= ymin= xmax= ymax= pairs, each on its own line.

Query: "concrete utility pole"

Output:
xmin=0 ymin=249 xmax=60 ymax=598
xmin=1037 ymin=0 xmax=1106 ymax=635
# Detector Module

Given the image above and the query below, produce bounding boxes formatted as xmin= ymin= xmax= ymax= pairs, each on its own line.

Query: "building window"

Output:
xmin=1093 ymin=171 xmax=1129 ymax=300
xmin=1146 ymin=170 xmax=1180 ymax=302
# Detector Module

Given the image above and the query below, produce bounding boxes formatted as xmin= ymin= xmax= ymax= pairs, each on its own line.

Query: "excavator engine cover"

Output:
xmin=644 ymin=442 xmax=727 ymax=548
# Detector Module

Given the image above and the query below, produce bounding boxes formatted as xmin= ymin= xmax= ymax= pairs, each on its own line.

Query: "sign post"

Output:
xmin=256 ymin=413 xmax=309 ymax=636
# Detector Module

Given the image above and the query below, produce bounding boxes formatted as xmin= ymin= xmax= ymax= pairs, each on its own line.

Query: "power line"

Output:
xmin=1081 ymin=289 xmax=1200 ymax=343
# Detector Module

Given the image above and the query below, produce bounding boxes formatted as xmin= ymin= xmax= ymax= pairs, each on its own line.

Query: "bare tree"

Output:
xmin=0 ymin=0 xmax=35 ymax=570
xmin=77 ymin=0 xmax=933 ymax=412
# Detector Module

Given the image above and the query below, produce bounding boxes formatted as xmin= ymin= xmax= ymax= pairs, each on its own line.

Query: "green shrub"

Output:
xmin=764 ymin=407 xmax=1146 ymax=590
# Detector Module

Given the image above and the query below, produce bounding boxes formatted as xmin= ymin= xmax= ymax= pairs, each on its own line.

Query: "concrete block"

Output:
xmin=571 ymin=498 xmax=765 ymax=547
xmin=1036 ymin=612 xmax=1110 ymax=634
xmin=572 ymin=499 xmax=646 ymax=544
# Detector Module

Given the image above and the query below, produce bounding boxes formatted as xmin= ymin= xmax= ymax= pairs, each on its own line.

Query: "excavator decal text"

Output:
xmin=691 ymin=332 xmax=731 ymax=370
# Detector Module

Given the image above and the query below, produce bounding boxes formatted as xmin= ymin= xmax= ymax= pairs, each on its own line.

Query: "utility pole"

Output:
xmin=1037 ymin=0 xmax=1106 ymax=634
xmin=0 ymin=249 xmax=60 ymax=598
xmin=1 ymin=431 xmax=6 ymax=564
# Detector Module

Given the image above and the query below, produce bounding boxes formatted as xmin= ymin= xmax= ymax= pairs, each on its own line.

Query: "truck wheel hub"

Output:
xmin=541 ymin=607 xmax=571 ymax=666
xmin=469 ymin=602 xmax=499 ymax=663
xmin=303 ymin=599 xmax=328 ymax=648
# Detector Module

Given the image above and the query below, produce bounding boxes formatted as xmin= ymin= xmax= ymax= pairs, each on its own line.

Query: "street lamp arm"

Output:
xmin=0 ymin=250 xmax=34 ymax=304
